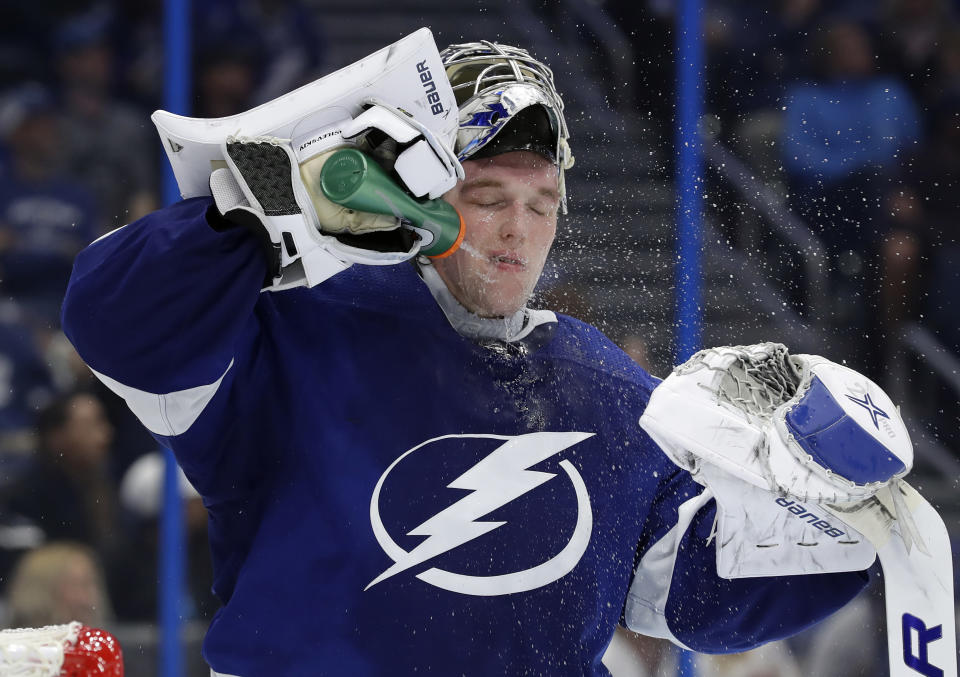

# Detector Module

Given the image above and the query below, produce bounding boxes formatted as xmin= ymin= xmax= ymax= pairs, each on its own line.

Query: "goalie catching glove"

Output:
xmin=210 ymin=101 xmax=464 ymax=291
xmin=641 ymin=345 xmax=958 ymax=677
xmin=640 ymin=343 xmax=915 ymax=578
xmin=644 ymin=343 xmax=912 ymax=502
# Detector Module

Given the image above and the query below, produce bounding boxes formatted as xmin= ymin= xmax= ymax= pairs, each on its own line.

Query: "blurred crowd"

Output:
xmin=606 ymin=1 xmax=960 ymax=675
xmin=708 ymin=0 xmax=960 ymax=457
xmin=0 ymin=0 xmax=955 ymax=675
xmin=0 ymin=0 xmax=328 ymax=664
xmin=608 ymin=0 xmax=960 ymax=456
xmin=703 ymin=0 xmax=960 ymax=361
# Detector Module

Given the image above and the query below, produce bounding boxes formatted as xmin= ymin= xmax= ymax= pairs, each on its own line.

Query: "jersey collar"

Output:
xmin=417 ymin=260 xmax=556 ymax=344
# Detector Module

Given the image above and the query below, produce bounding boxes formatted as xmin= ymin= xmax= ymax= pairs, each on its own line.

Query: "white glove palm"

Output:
xmin=297 ymin=149 xmax=397 ymax=235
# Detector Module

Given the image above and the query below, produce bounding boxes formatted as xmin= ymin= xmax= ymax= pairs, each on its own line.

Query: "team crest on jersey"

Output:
xmin=367 ymin=431 xmax=594 ymax=596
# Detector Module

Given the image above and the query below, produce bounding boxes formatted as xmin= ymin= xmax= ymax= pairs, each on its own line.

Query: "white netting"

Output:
xmin=676 ymin=343 xmax=804 ymax=422
xmin=0 ymin=621 xmax=80 ymax=677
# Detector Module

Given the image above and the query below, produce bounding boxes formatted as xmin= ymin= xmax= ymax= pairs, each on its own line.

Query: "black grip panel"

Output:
xmin=226 ymin=141 xmax=301 ymax=216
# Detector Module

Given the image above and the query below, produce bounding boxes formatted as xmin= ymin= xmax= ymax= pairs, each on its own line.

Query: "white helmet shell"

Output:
xmin=441 ymin=41 xmax=574 ymax=212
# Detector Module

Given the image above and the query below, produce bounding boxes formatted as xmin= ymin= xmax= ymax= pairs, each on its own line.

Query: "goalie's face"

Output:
xmin=436 ymin=151 xmax=559 ymax=318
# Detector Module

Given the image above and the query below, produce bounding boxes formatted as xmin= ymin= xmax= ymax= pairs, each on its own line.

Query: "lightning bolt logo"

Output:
xmin=367 ymin=432 xmax=594 ymax=596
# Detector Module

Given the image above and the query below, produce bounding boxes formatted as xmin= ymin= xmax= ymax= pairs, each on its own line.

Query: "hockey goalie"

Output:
xmin=58 ymin=27 xmax=955 ymax=677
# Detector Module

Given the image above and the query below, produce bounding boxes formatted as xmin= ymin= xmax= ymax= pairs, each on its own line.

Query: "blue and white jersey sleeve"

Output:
xmin=625 ymin=460 xmax=868 ymax=653
xmin=61 ymin=197 xmax=271 ymax=498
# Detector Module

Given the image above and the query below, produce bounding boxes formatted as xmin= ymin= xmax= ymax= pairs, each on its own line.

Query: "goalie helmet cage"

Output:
xmin=0 ymin=622 xmax=124 ymax=676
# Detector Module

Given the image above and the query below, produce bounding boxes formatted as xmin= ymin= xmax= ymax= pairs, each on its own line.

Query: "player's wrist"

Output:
xmin=204 ymin=201 xmax=241 ymax=233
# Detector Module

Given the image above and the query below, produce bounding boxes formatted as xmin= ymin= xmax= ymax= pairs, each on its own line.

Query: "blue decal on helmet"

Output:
xmin=464 ymin=102 xmax=509 ymax=128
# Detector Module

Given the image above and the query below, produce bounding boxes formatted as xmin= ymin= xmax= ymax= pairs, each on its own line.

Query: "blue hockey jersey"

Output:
xmin=61 ymin=198 xmax=866 ymax=676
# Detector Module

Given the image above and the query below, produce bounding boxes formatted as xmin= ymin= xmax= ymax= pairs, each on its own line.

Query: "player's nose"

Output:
xmin=496 ymin=201 xmax=530 ymax=243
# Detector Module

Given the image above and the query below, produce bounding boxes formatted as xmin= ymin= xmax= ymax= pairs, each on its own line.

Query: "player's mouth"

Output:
xmin=490 ymin=251 xmax=527 ymax=271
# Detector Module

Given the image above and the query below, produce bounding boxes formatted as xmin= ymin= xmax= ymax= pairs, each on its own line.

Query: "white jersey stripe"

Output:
xmin=90 ymin=360 xmax=234 ymax=437
xmin=623 ymin=488 xmax=713 ymax=648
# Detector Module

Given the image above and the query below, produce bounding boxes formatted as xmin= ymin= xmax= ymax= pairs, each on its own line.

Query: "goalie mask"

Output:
xmin=441 ymin=41 xmax=574 ymax=213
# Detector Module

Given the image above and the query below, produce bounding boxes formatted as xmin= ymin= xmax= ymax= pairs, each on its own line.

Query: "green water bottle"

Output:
xmin=319 ymin=148 xmax=464 ymax=258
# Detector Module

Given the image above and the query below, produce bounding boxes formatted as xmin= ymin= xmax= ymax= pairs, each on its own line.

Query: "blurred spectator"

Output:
xmin=0 ymin=0 xmax=80 ymax=88
xmin=5 ymin=541 xmax=113 ymax=629
xmin=112 ymin=0 xmax=327 ymax=112
xmin=878 ymin=0 xmax=957 ymax=97
xmin=4 ymin=391 xmax=120 ymax=564
xmin=44 ymin=332 xmax=157 ymax=479
xmin=0 ymin=83 xmax=98 ymax=329
xmin=777 ymin=0 xmax=827 ymax=28
xmin=783 ymin=20 xmax=922 ymax=249
xmin=192 ymin=0 xmax=330 ymax=119
xmin=0 ymin=301 xmax=55 ymax=456
xmin=111 ymin=0 xmax=166 ymax=108
xmin=696 ymin=641 xmax=802 ymax=677
xmin=878 ymin=186 xmax=927 ymax=334
xmin=194 ymin=46 xmax=259 ymax=119
xmin=710 ymin=0 xmax=832 ymax=180
xmin=114 ymin=452 xmax=216 ymax=622
xmin=871 ymin=183 xmax=933 ymax=389
xmin=55 ymin=6 xmax=158 ymax=231
xmin=780 ymin=20 xmax=922 ymax=345
xmin=704 ymin=0 xmax=828 ymax=126
xmin=924 ymin=26 xmax=960 ymax=104
xmin=905 ymin=97 xmax=960 ymax=231
xmin=196 ymin=0 xmax=327 ymax=105
xmin=800 ymin=585 xmax=885 ymax=676
xmin=248 ymin=0 xmax=327 ymax=103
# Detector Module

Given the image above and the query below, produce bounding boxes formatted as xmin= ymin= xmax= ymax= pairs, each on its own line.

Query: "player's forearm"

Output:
xmin=61 ymin=196 xmax=267 ymax=393
xmin=663 ymin=502 xmax=868 ymax=653
xmin=625 ymin=482 xmax=868 ymax=654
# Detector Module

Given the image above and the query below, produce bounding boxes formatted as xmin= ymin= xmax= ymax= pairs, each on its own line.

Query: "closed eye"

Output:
xmin=462 ymin=184 xmax=506 ymax=208
xmin=528 ymin=202 xmax=556 ymax=217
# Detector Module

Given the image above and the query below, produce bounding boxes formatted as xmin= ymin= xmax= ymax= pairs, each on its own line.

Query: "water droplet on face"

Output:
xmin=458 ymin=240 xmax=484 ymax=260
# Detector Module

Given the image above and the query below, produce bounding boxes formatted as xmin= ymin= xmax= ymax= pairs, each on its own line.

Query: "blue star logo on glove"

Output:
xmin=845 ymin=392 xmax=890 ymax=430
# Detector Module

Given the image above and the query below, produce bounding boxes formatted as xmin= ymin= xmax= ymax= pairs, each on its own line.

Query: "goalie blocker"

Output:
xmin=153 ymin=28 xmax=465 ymax=292
xmin=637 ymin=343 xmax=956 ymax=677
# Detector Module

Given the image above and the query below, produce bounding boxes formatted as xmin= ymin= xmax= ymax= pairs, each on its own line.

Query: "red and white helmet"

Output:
xmin=441 ymin=41 xmax=574 ymax=212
